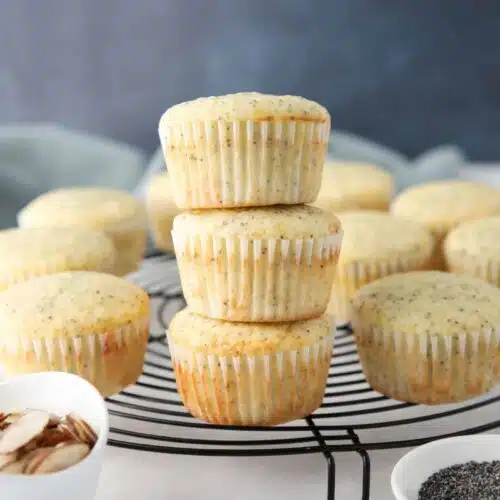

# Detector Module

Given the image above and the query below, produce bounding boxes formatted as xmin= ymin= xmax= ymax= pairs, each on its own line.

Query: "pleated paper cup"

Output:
xmin=0 ymin=317 xmax=149 ymax=397
xmin=351 ymin=318 xmax=500 ymax=404
xmin=160 ymin=118 xmax=330 ymax=209
xmin=446 ymin=252 xmax=500 ymax=286
xmin=444 ymin=216 xmax=500 ymax=286
xmin=0 ymin=271 xmax=150 ymax=397
xmin=350 ymin=271 xmax=500 ymax=403
xmin=326 ymin=212 xmax=434 ymax=325
xmin=328 ymin=254 xmax=432 ymax=326
xmin=173 ymin=231 xmax=342 ymax=322
xmin=168 ymin=312 xmax=334 ymax=426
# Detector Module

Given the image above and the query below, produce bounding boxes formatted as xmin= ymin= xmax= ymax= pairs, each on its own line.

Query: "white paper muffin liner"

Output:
xmin=168 ymin=330 xmax=334 ymax=426
xmin=329 ymin=253 xmax=432 ymax=326
xmin=172 ymin=231 xmax=343 ymax=322
xmin=160 ymin=119 xmax=330 ymax=209
xmin=0 ymin=316 xmax=150 ymax=397
xmin=445 ymin=252 xmax=500 ymax=287
xmin=351 ymin=318 xmax=500 ymax=404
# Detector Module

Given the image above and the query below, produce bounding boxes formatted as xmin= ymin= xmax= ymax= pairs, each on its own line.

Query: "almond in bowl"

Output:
xmin=0 ymin=409 xmax=97 ymax=475
xmin=0 ymin=371 xmax=109 ymax=500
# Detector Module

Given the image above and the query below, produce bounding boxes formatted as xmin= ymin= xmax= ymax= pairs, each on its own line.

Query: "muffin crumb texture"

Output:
xmin=391 ymin=180 xmax=500 ymax=237
xmin=17 ymin=187 xmax=148 ymax=276
xmin=18 ymin=187 xmax=147 ymax=232
xmin=351 ymin=271 xmax=500 ymax=334
xmin=0 ymin=271 xmax=149 ymax=339
xmin=314 ymin=162 xmax=394 ymax=212
xmin=173 ymin=205 xmax=341 ymax=240
xmin=0 ymin=227 xmax=117 ymax=290
xmin=160 ymin=92 xmax=329 ymax=124
xmin=334 ymin=211 xmax=432 ymax=264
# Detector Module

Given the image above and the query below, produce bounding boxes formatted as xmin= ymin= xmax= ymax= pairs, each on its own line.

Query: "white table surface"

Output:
xmin=96 ymin=164 xmax=500 ymax=500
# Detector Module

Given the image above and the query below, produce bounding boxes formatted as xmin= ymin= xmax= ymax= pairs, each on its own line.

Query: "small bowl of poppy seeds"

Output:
xmin=392 ymin=434 xmax=500 ymax=500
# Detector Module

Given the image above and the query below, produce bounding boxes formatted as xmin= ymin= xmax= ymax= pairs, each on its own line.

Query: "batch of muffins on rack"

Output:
xmin=1 ymin=92 xmax=500 ymax=426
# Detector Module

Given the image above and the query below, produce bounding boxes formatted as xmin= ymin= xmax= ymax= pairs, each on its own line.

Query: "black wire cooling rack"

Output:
xmin=106 ymin=251 xmax=500 ymax=500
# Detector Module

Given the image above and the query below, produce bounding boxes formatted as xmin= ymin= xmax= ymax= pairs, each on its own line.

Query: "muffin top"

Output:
xmin=18 ymin=188 xmax=147 ymax=233
xmin=314 ymin=162 xmax=394 ymax=211
xmin=147 ymin=173 xmax=178 ymax=212
xmin=336 ymin=212 xmax=433 ymax=264
xmin=445 ymin=215 xmax=500 ymax=260
xmin=0 ymin=228 xmax=116 ymax=287
xmin=350 ymin=271 xmax=500 ymax=334
xmin=159 ymin=92 xmax=329 ymax=125
xmin=391 ymin=181 xmax=500 ymax=237
xmin=0 ymin=271 xmax=150 ymax=340
xmin=169 ymin=307 xmax=333 ymax=355
xmin=173 ymin=205 xmax=341 ymax=240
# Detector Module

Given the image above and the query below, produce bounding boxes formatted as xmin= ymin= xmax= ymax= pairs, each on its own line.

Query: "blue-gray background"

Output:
xmin=0 ymin=0 xmax=499 ymax=159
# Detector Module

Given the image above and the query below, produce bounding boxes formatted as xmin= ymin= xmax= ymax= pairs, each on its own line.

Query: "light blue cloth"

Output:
xmin=0 ymin=124 xmax=466 ymax=229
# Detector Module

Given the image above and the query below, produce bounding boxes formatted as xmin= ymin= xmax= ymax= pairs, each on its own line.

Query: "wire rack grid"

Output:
xmin=105 ymin=252 xmax=500 ymax=500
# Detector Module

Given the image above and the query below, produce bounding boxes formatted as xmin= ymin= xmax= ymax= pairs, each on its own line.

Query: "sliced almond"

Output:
xmin=57 ymin=421 xmax=80 ymax=442
xmin=0 ymin=411 xmax=50 ymax=454
xmin=0 ymin=413 xmax=18 ymax=431
xmin=37 ymin=428 xmax=74 ymax=448
xmin=33 ymin=443 xmax=90 ymax=475
xmin=54 ymin=439 xmax=80 ymax=449
xmin=0 ymin=460 xmax=25 ymax=475
xmin=5 ymin=412 xmax=23 ymax=424
xmin=67 ymin=414 xmax=98 ymax=445
xmin=0 ymin=452 xmax=18 ymax=470
xmin=21 ymin=439 xmax=38 ymax=454
xmin=47 ymin=414 xmax=61 ymax=429
xmin=23 ymin=448 xmax=54 ymax=475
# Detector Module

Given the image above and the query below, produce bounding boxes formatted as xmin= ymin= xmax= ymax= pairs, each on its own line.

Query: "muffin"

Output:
xmin=147 ymin=172 xmax=180 ymax=253
xmin=168 ymin=308 xmax=334 ymax=426
xmin=314 ymin=161 xmax=394 ymax=213
xmin=327 ymin=212 xmax=434 ymax=325
xmin=172 ymin=205 xmax=342 ymax=322
xmin=445 ymin=215 xmax=500 ymax=286
xmin=350 ymin=271 xmax=500 ymax=404
xmin=391 ymin=180 xmax=500 ymax=269
xmin=17 ymin=188 xmax=148 ymax=276
xmin=0 ymin=227 xmax=117 ymax=290
xmin=0 ymin=271 xmax=150 ymax=397
xmin=158 ymin=92 xmax=330 ymax=209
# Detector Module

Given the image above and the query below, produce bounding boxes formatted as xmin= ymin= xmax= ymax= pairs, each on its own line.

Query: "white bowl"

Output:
xmin=0 ymin=372 xmax=109 ymax=500
xmin=391 ymin=434 xmax=500 ymax=500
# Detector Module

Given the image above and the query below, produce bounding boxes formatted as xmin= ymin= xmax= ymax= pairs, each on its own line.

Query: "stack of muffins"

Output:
xmin=158 ymin=92 xmax=343 ymax=426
